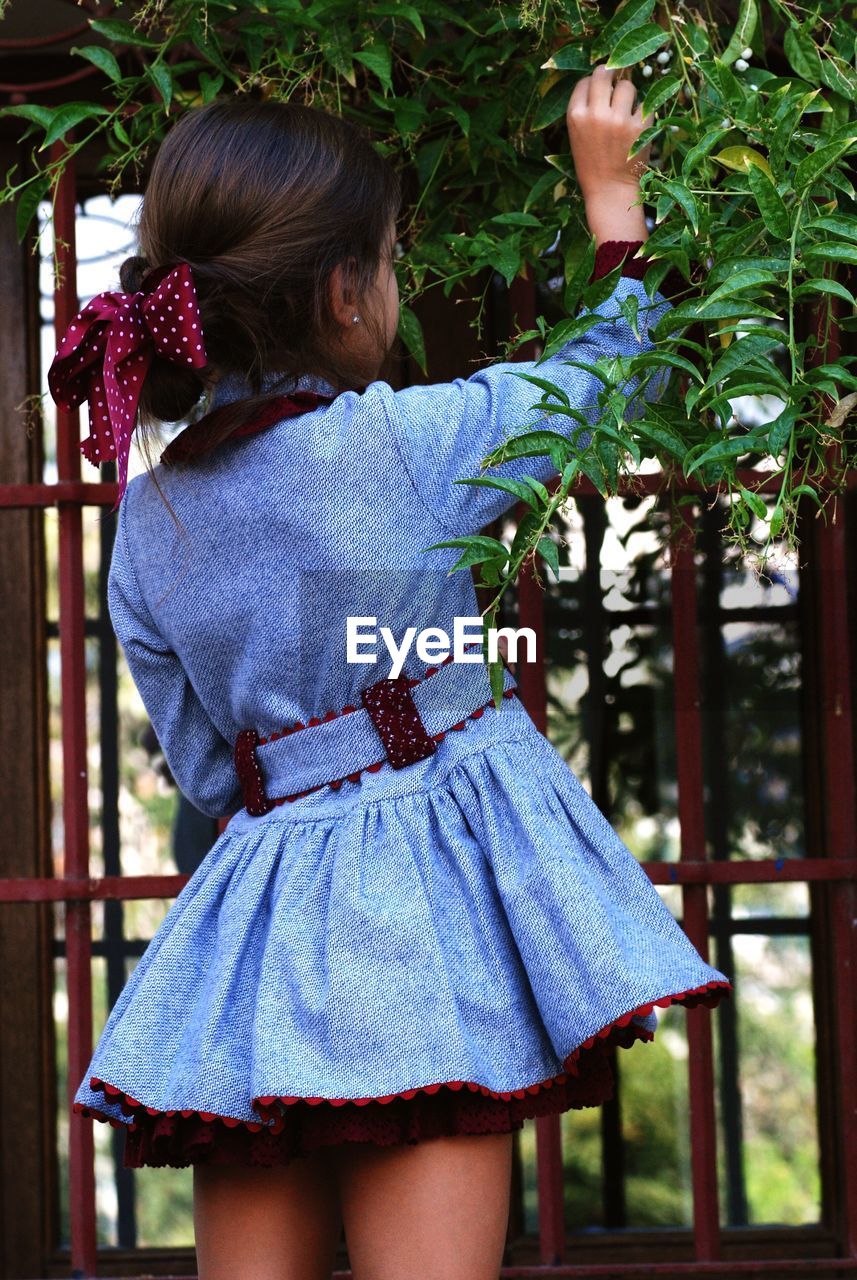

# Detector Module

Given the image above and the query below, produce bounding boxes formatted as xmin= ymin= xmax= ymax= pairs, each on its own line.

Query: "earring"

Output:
xmin=352 ymin=315 xmax=360 ymax=323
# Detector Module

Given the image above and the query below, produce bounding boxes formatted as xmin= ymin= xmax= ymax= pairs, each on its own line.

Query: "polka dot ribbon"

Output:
xmin=47 ymin=262 xmax=207 ymax=510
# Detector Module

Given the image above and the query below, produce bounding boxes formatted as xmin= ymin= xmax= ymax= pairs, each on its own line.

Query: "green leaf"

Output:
xmin=596 ymin=0 xmax=656 ymax=53
xmin=392 ymin=98 xmax=428 ymax=135
xmin=488 ymin=233 xmax=523 ymax=288
xmin=522 ymin=475 xmax=551 ymax=504
xmin=562 ymin=237 xmax=596 ymax=313
xmin=397 ymin=304 xmax=426 ymax=375
xmin=40 ymin=102 xmax=109 ymax=149
xmin=746 ymin=166 xmax=790 ymax=240
xmin=783 ymin=26 xmax=822 ymax=82
xmin=199 ymin=71 xmax=224 ymax=103
xmin=147 ymin=61 xmax=173 ymax=108
xmin=524 ymin=168 xmax=561 ymax=212
xmin=605 ymin=22 xmax=669 ymax=68
xmin=447 ymin=544 xmax=509 ymax=571
xmin=818 ymin=51 xmax=857 ymax=99
xmin=424 ymin=535 xmax=509 ymax=557
xmin=631 ymin=351 xmax=704 ymax=385
xmin=685 ymin=430 xmax=766 ymax=476
xmin=767 ymin=404 xmax=799 ymax=456
xmin=802 ymin=215 xmax=857 ymax=241
xmin=658 ymin=178 xmax=700 ymax=234
xmin=769 ymin=505 xmax=784 ymax=537
xmin=792 ymin=484 xmax=824 ymax=509
xmin=536 ymin=535 xmax=560 ymax=579
xmin=503 ymin=371 xmax=570 ymax=405
xmin=802 ymin=241 xmax=857 ymax=267
xmin=793 ymin=136 xmax=857 ymax=195
xmin=454 ymin=475 xmax=540 ymax=509
xmin=489 ymin=654 xmax=506 ymax=711
xmin=533 ymin=75 xmax=576 ymax=130
xmin=650 ymin=298 xmax=780 ymax=341
xmin=489 ymin=211 xmax=542 ymax=227
xmin=541 ymin=44 xmax=590 ymax=71
xmin=15 ymin=175 xmax=49 ymax=242
xmin=797 ymin=270 xmax=857 ymax=303
xmin=372 ymin=1 xmax=425 ymax=37
xmin=354 ymin=45 xmax=393 ymax=92
xmin=71 ymin=44 xmax=123 ymax=82
xmin=701 ymin=333 xmax=784 ymax=389
xmin=0 ymin=103 xmax=54 ymax=129
xmin=632 ymin=415 xmax=689 ymax=459
xmin=681 ymin=127 xmax=732 ymax=179
xmin=484 ymin=428 xmax=575 ymax=469
xmin=739 ymin=485 xmax=768 ymax=519
xmin=721 ymin=0 xmax=758 ymax=65
xmin=640 ymin=73 xmax=682 ymax=118
xmin=88 ymin=17 xmax=159 ymax=48
xmin=704 ymin=268 xmax=782 ymax=306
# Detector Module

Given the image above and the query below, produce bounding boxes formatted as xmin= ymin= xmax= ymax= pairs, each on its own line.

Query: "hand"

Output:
xmin=566 ymin=62 xmax=654 ymax=204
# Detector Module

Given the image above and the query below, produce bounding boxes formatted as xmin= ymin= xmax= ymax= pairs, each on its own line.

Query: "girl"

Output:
xmin=52 ymin=64 xmax=731 ymax=1280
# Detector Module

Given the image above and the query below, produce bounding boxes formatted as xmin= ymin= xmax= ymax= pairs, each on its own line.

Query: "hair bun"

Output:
xmin=119 ymin=254 xmax=151 ymax=294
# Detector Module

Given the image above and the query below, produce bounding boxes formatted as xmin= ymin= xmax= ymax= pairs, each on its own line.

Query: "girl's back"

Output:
xmin=52 ymin=83 xmax=731 ymax=1277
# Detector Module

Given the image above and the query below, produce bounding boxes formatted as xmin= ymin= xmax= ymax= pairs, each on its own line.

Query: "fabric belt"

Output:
xmin=233 ymin=656 xmax=518 ymax=815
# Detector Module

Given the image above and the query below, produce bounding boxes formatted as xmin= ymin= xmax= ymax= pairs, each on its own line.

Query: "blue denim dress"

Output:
xmin=73 ymin=269 xmax=731 ymax=1161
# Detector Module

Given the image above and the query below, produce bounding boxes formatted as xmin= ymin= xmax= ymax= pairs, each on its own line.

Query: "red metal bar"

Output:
xmin=510 ymin=265 xmax=567 ymax=1265
xmin=0 ymin=481 xmax=118 ymax=507
xmin=3 ymin=470 xmax=854 ymax=513
xmin=817 ymin=508 xmax=857 ymax=1259
xmin=670 ymin=501 xmax=722 ymax=1261
xmin=810 ymin=292 xmax=857 ymax=1260
xmin=51 ymin=142 xmax=98 ymax=1280
xmin=1 ymin=856 xmax=852 ymax=904
xmin=81 ymin=1258 xmax=857 ymax=1280
xmin=0 ymin=65 xmax=99 ymax=95
xmin=6 ymin=473 xmax=854 ymax=506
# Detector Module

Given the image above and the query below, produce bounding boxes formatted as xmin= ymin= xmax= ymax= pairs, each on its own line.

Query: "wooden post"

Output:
xmin=0 ymin=143 xmax=56 ymax=1280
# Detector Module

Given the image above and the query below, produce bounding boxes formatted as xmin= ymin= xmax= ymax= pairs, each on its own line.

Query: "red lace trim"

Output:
xmin=248 ymin=650 xmax=516 ymax=805
xmin=73 ymin=978 xmax=731 ymax=1134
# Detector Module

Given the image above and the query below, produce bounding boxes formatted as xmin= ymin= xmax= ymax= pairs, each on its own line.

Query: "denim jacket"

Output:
xmin=109 ymin=271 xmax=673 ymax=817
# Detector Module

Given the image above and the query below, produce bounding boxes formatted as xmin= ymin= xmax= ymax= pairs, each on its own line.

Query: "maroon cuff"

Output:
xmin=588 ymin=238 xmax=686 ymax=302
xmin=589 ymin=239 xmax=646 ymax=283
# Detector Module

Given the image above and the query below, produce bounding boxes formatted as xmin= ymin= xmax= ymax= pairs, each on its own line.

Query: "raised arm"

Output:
xmin=381 ymin=65 xmax=681 ymax=536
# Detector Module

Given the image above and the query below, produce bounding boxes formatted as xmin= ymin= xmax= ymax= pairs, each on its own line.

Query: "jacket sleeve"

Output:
xmin=107 ymin=496 xmax=244 ymax=820
xmin=379 ymin=242 xmax=678 ymax=536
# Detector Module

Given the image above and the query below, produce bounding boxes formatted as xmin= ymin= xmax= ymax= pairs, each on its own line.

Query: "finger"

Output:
xmin=568 ymin=72 xmax=590 ymax=112
xmin=631 ymin=105 xmax=655 ymax=133
xmin=611 ymin=77 xmax=639 ymax=118
xmin=587 ymin=62 xmax=619 ymax=112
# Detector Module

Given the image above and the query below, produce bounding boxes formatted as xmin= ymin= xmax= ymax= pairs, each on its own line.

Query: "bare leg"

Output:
xmin=193 ymin=1149 xmax=343 ymax=1280
xmin=332 ymin=1131 xmax=514 ymax=1280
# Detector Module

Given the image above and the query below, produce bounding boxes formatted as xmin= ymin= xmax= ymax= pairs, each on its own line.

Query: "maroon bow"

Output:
xmin=48 ymin=262 xmax=207 ymax=510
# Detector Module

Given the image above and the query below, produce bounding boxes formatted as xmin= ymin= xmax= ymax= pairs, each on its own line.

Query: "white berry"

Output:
xmin=641 ymin=63 xmax=653 ymax=77
xmin=741 ymin=46 xmax=753 ymax=59
xmin=734 ymin=57 xmax=748 ymax=71
xmin=656 ymin=49 xmax=671 ymax=64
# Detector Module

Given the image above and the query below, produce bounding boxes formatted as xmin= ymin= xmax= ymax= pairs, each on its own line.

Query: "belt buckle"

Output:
xmin=360 ymin=672 xmax=438 ymax=769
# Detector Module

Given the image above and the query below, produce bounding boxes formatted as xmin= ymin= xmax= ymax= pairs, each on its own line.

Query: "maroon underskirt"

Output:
xmin=122 ymin=1043 xmax=617 ymax=1169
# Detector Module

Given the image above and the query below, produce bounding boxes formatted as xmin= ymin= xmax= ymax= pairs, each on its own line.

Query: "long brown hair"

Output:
xmin=121 ymin=96 xmax=402 ymax=517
